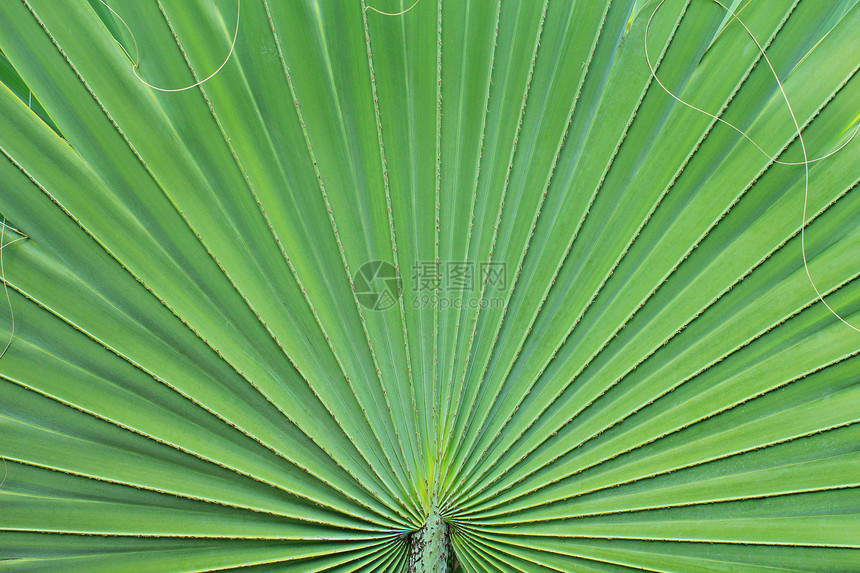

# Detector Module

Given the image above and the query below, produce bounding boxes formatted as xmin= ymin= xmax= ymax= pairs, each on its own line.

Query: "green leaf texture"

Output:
xmin=0 ymin=0 xmax=858 ymax=570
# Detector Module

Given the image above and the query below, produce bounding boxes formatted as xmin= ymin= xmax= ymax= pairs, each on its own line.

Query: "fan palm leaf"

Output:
xmin=0 ymin=0 xmax=858 ymax=570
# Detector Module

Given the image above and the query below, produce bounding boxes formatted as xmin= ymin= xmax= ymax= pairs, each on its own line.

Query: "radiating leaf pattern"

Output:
xmin=0 ymin=0 xmax=858 ymax=570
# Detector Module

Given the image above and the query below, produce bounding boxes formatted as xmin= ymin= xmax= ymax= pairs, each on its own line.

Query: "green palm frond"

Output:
xmin=0 ymin=0 xmax=858 ymax=571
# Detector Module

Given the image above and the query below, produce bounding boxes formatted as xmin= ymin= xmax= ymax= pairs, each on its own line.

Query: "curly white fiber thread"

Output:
xmin=98 ymin=0 xmax=240 ymax=93
xmin=365 ymin=0 xmax=422 ymax=17
xmin=645 ymin=0 xmax=860 ymax=333
xmin=0 ymin=219 xmax=27 ymax=361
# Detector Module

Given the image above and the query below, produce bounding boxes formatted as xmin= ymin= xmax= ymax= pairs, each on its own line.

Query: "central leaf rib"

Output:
xmin=408 ymin=502 xmax=451 ymax=572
